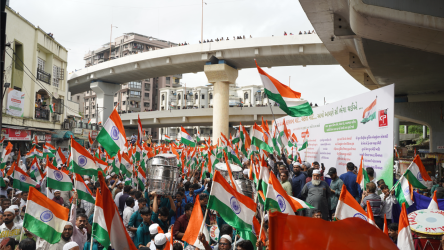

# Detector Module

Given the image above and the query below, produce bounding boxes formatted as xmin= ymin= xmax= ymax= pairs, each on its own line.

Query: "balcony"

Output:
xmin=37 ymin=69 xmax=51 ymax=84
xmin=35 ymin=108 xmax=50 ymax=120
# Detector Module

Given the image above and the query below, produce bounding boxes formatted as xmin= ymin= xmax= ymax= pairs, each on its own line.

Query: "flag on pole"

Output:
xmin=298 ymin=129 xmax=309 ymax=151
xmin=13 ymin=164 xmax=38 ymax=192
xmin=404 ymin=155 xmax=432 ymax=189
xmin=397 ymin=203 xmax=414 ymax=250
xmin=88 ymin=132 xmax=94 ymax=146
xmin=137 ymin=167 xmax=147 ymax=190
xmin=137 ymin=114 xmax=143 ymax=144
xmin=361 ymin=99 xmax=377 ymax=124
xmin=182 ymin=194 xmax=210 ymax=248
xmin=208 ymin=170 xmax=256 ymax=232
xmin=92 ymin=172 xmax=138 ymax=250
xmin=239 ymin=123 xmax=251 ymax=156
xmin=356 ymin=156 xmax=369 ymax=190
xmin=428 ymin=190 xmax=440 ymax=210
xmin=23 ymin=187 xmax=69 ymax=244
xmin=0 ymin=142 xmax=13 ymax=169
xmin=26 ymin=146 xmax=43 ymax=159
xmin=46 ymin=158 xmax=73 ymax=191
xmin=365 ymin=201 xmax=377 ymax=227
xmin=335 ymin=184 xmax=371 ymax=222
xmin=196 ymin=130 xmax=201 ymax=143
xmin=383 ymin=214 xmax=388 ymax=236
xmin=165 ymin=135 xmax=172 ymax=143
xmin=87 ymin=119 xmax=92 ymax=125
xmin=31 ymin=135 xmax=39 ymax=147
xmin=120 ymin=153 xmax=133 ymax=177
xmin=180 ymin=127 xmax=195 ymax=147
xmin=53 ymin=147 xmax=67 ymax=167
xmin=29 ymin=157 xmax=45 ymax=182
xmin=74 ymin=174 xmax=95 ymax=204
xmin=395 ymin=174 xmax=414 ymax=208
xmin=71 ymin=137 xmax=98 ymax=176
xmin=96 ymin=107 xmax=128 ymax=157
xmin=49 ymin=103 xmax=54 ymax=113
xmin=256 ymin=61 xmax=313 ymax=117
xmin=43 ymin=143 xmax=56 ymax=158
xmin=95 ymin=157 xmax=108 ymax=173
xmin=265 ymin=172 xmax=313 ymax=214
xmin=251 ymin=123 xmax=273 ymax=153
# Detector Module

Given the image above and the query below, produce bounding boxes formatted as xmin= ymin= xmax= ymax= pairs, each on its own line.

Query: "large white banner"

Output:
xmin=274 ymin=84 xmax=394 ymax=187
xmin=6 ymin=88 xmax=25 ymax=117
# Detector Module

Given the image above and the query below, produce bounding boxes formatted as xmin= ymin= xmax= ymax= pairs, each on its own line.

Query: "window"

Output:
xmin=37 ymin=58 xmax=46 ymax=72
xmin=166 ymin=77 xmax=170 ymax=84
xmin=130 ymin=91 xmax=141 ymax=97
xmin=201 ymin=94 xmax=205 ymax=100
xmin=145 ymin=83 xmax=150 ymax=89
xmin=145 ymin=93 xmax=149 ymax=98
xmin=209 ymin=93 xmax=213 ymax=100
xmin=86 ymin=106 xmax=89 ymax=110
xmin=123 ymin=101 xmax=126 ymax=105
xmin=195 ymin=93 xmax=198 ymax=100
xmin=175 ymin=78 xmax=179 ymax=83
xmin=86 ymin=115 xmax=89 ymax=118
xmin=162 ymin=94 xmax=165 ymax=101
xmin=92 ymin=114 xmax=95 ymax=118
xmin=114 ymin=102 xmax=117 ymax=106
xmin=129 ymin=81 xmax=141 ymax=89
xmin=178 ymin=94 xmax=181 ymax=100
xmin=263 ymin=92 xmax=267 ymax=99
xmin=244 ymin=92 xmax=249 ymax=100
xmin=144 ymin=102 xmax=150 ymax=107
xmin=114 ymin=93 xmax=117 ymax=97
xmin=77 ymin=96 xmax=80 ymax=101
xmin=92 ymin=97 xmax=95 ymax=101
xmin=145 ymin=79 xmax=150 ymax=82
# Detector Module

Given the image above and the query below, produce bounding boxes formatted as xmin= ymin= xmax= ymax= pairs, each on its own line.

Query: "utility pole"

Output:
xmin=109 ymin=25 xmax=117 ymax=61
xmin=1 ymin=0 xmax=7 ymax=138
xmin=201 ymin=0 xmax=204 ymax=44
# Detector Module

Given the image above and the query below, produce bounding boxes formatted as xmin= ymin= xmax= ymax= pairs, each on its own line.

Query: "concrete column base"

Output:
xmin=90 ymin=81 xmax=121 ymax=124
xmin=204 ymin=64 xmax=238 ymax=144
xmin=394 ymin=117 xmax=400 ymax=147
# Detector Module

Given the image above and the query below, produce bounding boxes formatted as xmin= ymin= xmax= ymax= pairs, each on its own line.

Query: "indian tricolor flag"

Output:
xmin=93 ymin=172 xmax=138 ymax=250
xmin=120 ymin=153 xmax=133 ymax=177
xmin=26 ymin=146 xmax=43 ymax=159
xmin=165 ymin=135 xmax=172 ymax=143
xmin=71 ymin=137 xmax=98 ymax=176
xmin=95 ymin=157 xmax=109 ymax=173
xmin=239 ymin=123 xmax=251 ymax=156
xmin=182 ymin=194 xmax=210 ymax=249
xmin=29 ymin=157 xmax=45 ymax=182
xmin=298 ymin=129 xmax=309 ymax=151
xmin=404 ymin=155 xmax=432 ymax=189
xmin=335 ymin=184 xmax=371 ymax=222
xmin=1 ymin=142 xmax=13 ymax=169
xmin=46 ymin=160 xmax=73 ymax=191
xmin=87 ymin=119 xmax=92 ymax=125
xmin=251 ymin=123 xmax=273 ymax=153
xmin=43 ymin=143 xmax=56 ymax=158
xmin=361 ymin=99 xmax=377 ymax=124
xmin=265 ymin=172 xmax=313 ymax=214
xmin=137 ymin=167 xmax=147 ymax=190
xmin=356 ymin=156 xmax=369 ymax=190
xmin=180 ymin=126 xmax=195 ymax=147
xmin=53 ymin=147 xmax=67 ymax=167
xmin=208 ymin=170 xmax=256 ymax=232
xmin=49 ymin=103 xmax=55 ymax=113
xmin=13 ymin=164 xmax=38 ymax=192
xmin=23 ymin=187 xmax=69 ymax=244
xmin=428 ymin=191 xmax=440 ymax=210
xmin=395 ymin=174 xmax=414 ymax=208
xmin=398 ymin=203 xmax=414 ymax=250
xmin=96 ymin=107 xmax=128 ymax=157
xmin=75 ymin=174 xmax=95 ymax=204
xmin=256 ymin=60 xmax=313 ymax=117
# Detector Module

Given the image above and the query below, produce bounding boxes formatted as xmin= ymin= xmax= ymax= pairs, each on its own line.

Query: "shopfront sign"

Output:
xmin=6 ymin=128 xmax=31 ymax=141
xmin=45 ymin=134 xmax=52 ymax=142
xmin=72 ymin=128 xmax=83 ymax=134
xmin=83 ymin=130 xmax=98 ymax=139
xmin=6 ymin=89 xmax=25 ymax=117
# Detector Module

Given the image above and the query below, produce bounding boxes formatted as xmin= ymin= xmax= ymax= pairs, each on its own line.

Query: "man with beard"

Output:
xmin=48 ymin=222 xmax=73 ymax=250
xmin=301 ymin=170 xmax=331 ymax=220
xmin=0 ymin=208 xmax=22 ymax=241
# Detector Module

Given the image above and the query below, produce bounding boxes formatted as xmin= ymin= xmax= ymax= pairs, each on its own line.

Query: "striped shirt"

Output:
xmin=361 ymin=193 xmax=383 ymax=216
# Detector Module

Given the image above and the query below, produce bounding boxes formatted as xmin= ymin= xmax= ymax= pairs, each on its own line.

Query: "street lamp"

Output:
xmin=110 ymin=25 xmax=118 ymax=61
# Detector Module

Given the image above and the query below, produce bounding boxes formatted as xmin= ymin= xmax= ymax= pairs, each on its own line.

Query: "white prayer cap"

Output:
xmin=220 ymin=235 xmax=232 ymax=244
xmin=183 ymin=179 xmax=187 ymax=184
xmin=154 ymin=233 xmax=167 ymax=245
xmin=312 ymin=170 xmax=321 ymax=175
xmin=84 ymin=181 xmax=90 ymax=185
xmin=65 ymin=222 xmax=73 ymax=227
xmin=3 ymin=208 xmax=15 ymax=214
xmin=111 ymin=172 xmax=116 ymax=176
xmin=83 ymin=175 xmax=89 ymax=179
xmin=10 ymin=205 xmax=19 ymax=210
xmin=164 ymin=232 xmax=171 ymax=241
xmin=54 ymin=190 xmax=61 ymax=193
xmin=63 ymin=241 xmax=79 ymax=250
xmin=293 ymin=162 xmax=301 ymax=166
xmin=106 ymin=176 xmax=111 ymax=180
xmin=16 ymin=191 xmax=22 ymax=195
xmin=3 ymin=178 xmax=8 ymax=182
xmin=116 ymin=181 xmax=122 ymax=185
xmin=243 ymin=169 xmax=249 ymax=175
xmin=264 ymin=214 xmax=269 ymax=222
xmin=149 ymin=224 xmax=159 ymax=234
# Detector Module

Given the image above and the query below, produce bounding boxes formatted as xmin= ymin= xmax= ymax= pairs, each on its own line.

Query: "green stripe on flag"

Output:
xmin=13 ymin=180 xmax=35 ymax=192
xmin=47 ymin=178 xmax=73 ymax=191
xmin=264 ymin=198 xmax=281 ymax=212
xmin=23 ymin=214 xmax=62 ymax=244
xmin=264 ymin=89 xmax=313 ymax=117
xmin=96 ymin=129 xmax=120 ymax=157
xmin=92 ymin=222 xmax=111 ymax=249
xmin=298 ymin=140 xmax=308 ymax=151
xmin=404 ymin=169 xmax=427 ymax=189
xmin=78 ymin=190 xmax=95 ymax=204
xmin=208 ymin=195 xmax=253 ymax=232
xmin=73 ymin=161 xmax=99 ymax=176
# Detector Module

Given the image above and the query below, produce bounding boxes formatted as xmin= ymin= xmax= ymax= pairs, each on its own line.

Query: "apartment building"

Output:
xmin=2 ymin=6 xmax=80 ymax=151
xmin=72 ymin=33 xmax=182 ymax=140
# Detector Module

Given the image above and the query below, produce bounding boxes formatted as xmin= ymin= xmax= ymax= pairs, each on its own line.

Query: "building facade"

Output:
xmin=72 ymin=33 xmax=182 ymax=141
xmin=2 ymin=6 xmax=80 ymax=152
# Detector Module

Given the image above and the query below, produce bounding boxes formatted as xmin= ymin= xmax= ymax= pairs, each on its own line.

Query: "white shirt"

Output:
xmin=0 ymin=222 xmax=22 ymax=241
xmin=114 ymin=191 xmax=123 ymax=206
xmin=123 ymin=206 xmax=135 ymax=237
xmin=70 ymin=203 xmax=88 ymax=248
xmin=125 ymin=200 xmax=138 ymax=212
xmin=380 ymin=193 xmax=398 ymax=220
xmin=149 ymin=240 xmax=156 ymax=250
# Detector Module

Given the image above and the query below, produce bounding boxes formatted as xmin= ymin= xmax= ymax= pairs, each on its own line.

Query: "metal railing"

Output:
xmin=35 ymin=108 xmax=50 ymax=120
xmin=37 ymin=69 xmax=51 ymax=84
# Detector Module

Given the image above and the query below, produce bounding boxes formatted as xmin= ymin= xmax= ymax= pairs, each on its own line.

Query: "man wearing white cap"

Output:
xmin=300 ymin=169 xmax=331 ymax=220
xmin=198 ymin=233 xmax=232 ymax=250
xmin=0 ymin=178 xmax=11 ymax=198
xmin=146 ymin=223 xmax=160 ymax=250
xmin=242 ymin=169 xmax=249 ymax=179
xmin=63 ymin=242 xmax=79 ymax=250
xmin=153 ymin=233 xmax=167 ymax=250
xmin=0 ymin=207 xmax=21 ymax=241
xmin=48 ymin=222 xmax=73 ymax=250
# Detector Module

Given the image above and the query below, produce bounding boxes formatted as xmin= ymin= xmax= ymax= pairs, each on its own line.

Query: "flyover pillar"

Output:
xmin=90 ymin=81 xmax=121 ymax=125
xmin=204 ymin=63 xmax=238 ymax=144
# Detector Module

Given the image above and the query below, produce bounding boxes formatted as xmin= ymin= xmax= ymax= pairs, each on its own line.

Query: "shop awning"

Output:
xmin=52 ymin=130 xmax=74 ymax=139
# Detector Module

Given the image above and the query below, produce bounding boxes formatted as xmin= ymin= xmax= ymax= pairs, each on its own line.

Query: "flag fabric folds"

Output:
xmin=397 ymin=203 xmax=414 ymax=250
xmin=75 ymin=174 xmax=95 ymax=204
xmin=71 ymin=138 xmax=98 ymax=176
xmin=47 ymin=160 xmax=73 ymax=191
xmin=180 ymin=127 xmax=196 ymax=147
xmin=182 ymin=194 xmax=210 ymax=249
xmin=96 ymin=107 xmax=128 ymax=157
xmin=23 ymin=187 xmax=69 ymax=244
xmin=335 ymin=184 xmax=371 ymax=222
xmin=404 ymin=155 xmax=432 ymax=189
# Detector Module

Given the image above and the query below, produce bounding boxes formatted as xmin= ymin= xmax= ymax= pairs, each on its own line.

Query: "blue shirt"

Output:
xmin=339 ymin=171 xmax=361 ymax=198
xmin=291 ymin=172 xmax=307 ymax=198
xmin=185 ymin=185 xmax=205 ymax=204
xmin=171 ymin=200 xmax=185 ymax=224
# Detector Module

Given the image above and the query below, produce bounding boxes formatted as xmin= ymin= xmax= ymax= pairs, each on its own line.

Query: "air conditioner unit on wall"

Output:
xmin=64 ymin=123 xmax=70 ymax=129
xmin=53 ymin=114 xmax=61 ymax=122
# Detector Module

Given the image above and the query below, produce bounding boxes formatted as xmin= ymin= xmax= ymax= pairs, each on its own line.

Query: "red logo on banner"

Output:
xmin=301 ymin=131 xmax=309 ymax=139
xmin=379 ymin=109 xmax=388 ymax=127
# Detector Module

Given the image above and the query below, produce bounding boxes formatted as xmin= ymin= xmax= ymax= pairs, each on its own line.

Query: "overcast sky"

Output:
xmin=9 ymin=0 xmax=369 ymax=105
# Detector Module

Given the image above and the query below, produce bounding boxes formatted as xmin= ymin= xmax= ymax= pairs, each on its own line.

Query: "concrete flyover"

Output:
xmin=299 ymin=0 xmax=444 ymax=152
xmin=67 ymin=35 xmax=338 ymax=95
xmin=120 ymin=106 xmax=287 ymax=129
